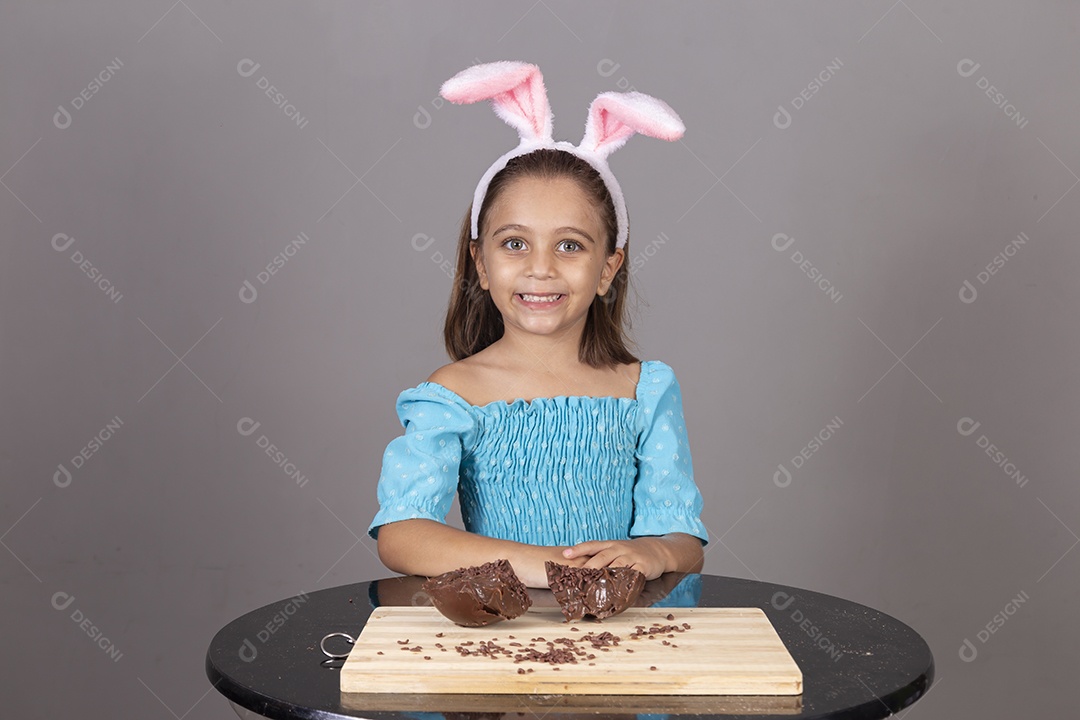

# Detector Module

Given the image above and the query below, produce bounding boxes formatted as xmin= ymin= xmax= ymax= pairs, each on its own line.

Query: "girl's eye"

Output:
xmin=502 ymin=238 xmax=525 ymax=250
xmin=559 ymin=240 xmax=582 ymax=252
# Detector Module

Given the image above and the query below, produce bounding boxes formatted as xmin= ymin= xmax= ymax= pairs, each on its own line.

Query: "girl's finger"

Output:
xmin=583 ymin=548 xmax=621 ymax=569
xmin=564 ymin=541 xmax=610 ymax=558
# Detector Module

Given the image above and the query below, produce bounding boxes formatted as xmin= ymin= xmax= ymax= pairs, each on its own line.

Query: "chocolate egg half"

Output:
xmin=422 ymin=559 xmax=532 ymax=627
xmin=545 ymin=561 xmax=646 ymax=621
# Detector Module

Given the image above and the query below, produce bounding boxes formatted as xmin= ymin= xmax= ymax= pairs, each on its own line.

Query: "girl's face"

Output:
xmin=471 ymin=175 xmax=624 ymax=346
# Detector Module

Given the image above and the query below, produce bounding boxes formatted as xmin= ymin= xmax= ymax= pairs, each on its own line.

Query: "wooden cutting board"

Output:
xmin=339 ymin=606 xmax=802 ymax=696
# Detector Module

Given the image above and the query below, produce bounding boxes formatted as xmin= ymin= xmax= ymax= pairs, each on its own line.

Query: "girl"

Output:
xmin=367 ymin=62 xmax=708 ymax=589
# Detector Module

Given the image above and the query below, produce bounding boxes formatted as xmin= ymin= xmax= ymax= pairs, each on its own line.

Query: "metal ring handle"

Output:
xmin=319 ymin=632 xmax=356 ymax=659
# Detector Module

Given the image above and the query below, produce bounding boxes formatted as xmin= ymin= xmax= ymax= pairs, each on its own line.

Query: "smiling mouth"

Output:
xmin=517 ymin=293 xmax=564 ymax=303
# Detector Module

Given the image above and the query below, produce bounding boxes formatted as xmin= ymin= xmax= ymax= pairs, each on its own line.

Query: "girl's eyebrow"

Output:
xmin=493 ymin=223 xmax=594 ymax=244
xmin=492 ymin=223 xmax=528 ymax=236
xmin=555 ymin=227 xmax=594 ymax=244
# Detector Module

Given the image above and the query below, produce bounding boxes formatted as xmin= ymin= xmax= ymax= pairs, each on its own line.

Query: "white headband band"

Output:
xmin=439 ymin=61 xmax=685 ymax=250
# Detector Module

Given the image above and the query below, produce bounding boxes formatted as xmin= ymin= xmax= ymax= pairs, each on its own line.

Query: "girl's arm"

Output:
xmin=376 ymin=518 xmax=585 ymax=588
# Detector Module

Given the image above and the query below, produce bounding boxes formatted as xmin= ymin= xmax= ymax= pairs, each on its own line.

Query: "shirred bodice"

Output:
xmin=368 ymin=360 xmax=708 ymax=547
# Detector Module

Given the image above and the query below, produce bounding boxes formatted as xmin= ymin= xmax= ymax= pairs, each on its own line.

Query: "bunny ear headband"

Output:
xmin=439 ymin=61 xmax=685 ymax=250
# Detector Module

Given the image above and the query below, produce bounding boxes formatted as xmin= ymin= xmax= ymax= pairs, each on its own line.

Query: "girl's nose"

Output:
xmin=526 ymin=249 xmax=555 ymax=277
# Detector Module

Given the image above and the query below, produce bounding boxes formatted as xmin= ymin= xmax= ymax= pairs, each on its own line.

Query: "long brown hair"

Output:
xmin=443 ymin=149 xmax=639 ymax=369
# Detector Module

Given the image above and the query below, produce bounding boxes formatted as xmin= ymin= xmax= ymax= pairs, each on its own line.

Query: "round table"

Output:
xmin=206 ymin=573 xmax=934 ymax=720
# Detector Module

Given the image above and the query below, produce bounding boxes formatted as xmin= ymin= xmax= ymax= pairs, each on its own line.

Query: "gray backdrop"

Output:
xmin=3 ymin=1 xmax=1076 ymax=717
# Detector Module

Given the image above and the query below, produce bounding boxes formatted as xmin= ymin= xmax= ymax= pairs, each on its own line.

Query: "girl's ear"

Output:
xmin=579 ymin=91 xmax=685 ymax=161
xmin=440 ymin=61 xmax=553 ymax=145
xmin=598 ymin=247 xmax=625 ymax=295
xmin=469 ymin=241 xmax=488 ymax=289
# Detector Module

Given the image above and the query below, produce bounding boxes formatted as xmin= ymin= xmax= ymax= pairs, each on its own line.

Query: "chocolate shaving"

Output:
xmin=629 ymin=623 xmax=689 ymax=639
xmin=388 ymin=610 xmax=694 ymax=670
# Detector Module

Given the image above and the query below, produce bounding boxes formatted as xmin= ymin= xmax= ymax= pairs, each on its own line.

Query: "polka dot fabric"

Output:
xmin=367 ymin=360 xmax=708 ymax=547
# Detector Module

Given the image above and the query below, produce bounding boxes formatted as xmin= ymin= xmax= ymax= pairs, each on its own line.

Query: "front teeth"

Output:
xmin=520 ymin=294 xmax=561 ymax=302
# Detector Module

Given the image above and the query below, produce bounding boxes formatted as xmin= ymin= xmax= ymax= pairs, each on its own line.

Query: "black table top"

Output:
xmin=205 ymin=573 xmax=933 ymax=720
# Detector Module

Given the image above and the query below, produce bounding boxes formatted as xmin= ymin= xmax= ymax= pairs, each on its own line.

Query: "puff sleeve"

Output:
xmin=629 ymin=362 xmax=709 ymax=544
xmin=367 ymin=385 xmax=477 ymax=539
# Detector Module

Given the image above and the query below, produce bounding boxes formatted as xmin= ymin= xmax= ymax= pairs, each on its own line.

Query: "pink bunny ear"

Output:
xmin=440 ymin=61 xmax=553 ymax=144
xmin=579 ymin=91 xmax=685 ymax=159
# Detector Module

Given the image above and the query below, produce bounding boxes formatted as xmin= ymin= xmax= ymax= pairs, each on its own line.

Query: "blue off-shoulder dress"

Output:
xmin=367 ymin=359 xmax=708 ymax=546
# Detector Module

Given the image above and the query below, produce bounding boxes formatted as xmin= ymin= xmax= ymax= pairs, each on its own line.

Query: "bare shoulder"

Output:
xmin=580 ymin=360 xmax=643 ymax=399
xmin=621 ymin=360 xmax=643 ymax=386
xmin=425 ymin=356 xmax=486 ymax=400
xmin=611 ymin=360 xmax=643 ymax=397
xmin=427 ymin=356 xmax=642 ymax=404
xmin=425 ymin=361 xmax=465 ymax=388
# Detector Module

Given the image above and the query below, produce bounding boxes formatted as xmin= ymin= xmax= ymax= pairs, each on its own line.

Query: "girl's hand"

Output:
xmin=560 ymin=537 xmax=675 ymax=581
